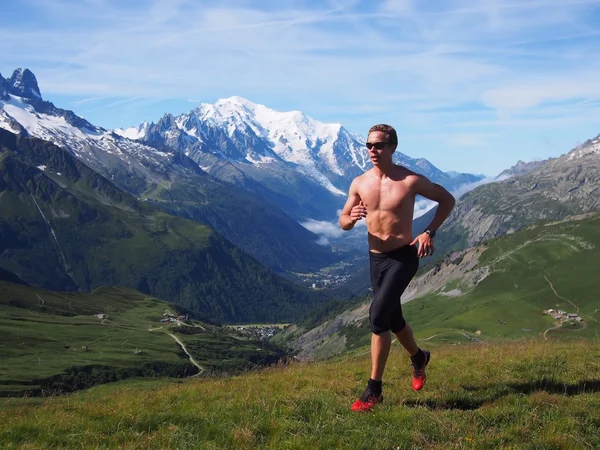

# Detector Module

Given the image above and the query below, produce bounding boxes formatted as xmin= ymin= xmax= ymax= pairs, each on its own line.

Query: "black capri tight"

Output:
xmin=369 ymin=244 xmax=419 ymax=334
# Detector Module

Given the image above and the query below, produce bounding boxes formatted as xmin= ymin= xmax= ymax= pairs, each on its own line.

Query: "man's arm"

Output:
xmin=339 ymin=178 xmax=366 ymax=230
xmin=413 ymin=176 xmax=456 ymax=231
xmin=410 ymin=176 xmax=455 ymax=257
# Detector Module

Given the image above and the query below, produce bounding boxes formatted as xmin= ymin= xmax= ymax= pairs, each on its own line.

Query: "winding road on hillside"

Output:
xmin=543 ymin=276 xmax=579 ymax=313
xmin=417 ymin=331 xmax=480 ymax=342
xmin=167 ymin=333 xmax=204 ymax=375
xmin=543 ymin=321 xmax=587 ymax=340
xmin=149 ymin=326 xmax=204 ymax=375
xmin=542 ymin=275 xmax=588 ymax=340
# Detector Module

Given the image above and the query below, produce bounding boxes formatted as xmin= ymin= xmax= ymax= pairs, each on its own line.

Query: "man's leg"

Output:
xmin=351 ymin=331 xmax=390 ymax=411
xmin=395 ymin=323 xmax=430 ymax=391
xmin=370 ymin=331 xmax=392 ymax=381
xmin=393 ymin=323 xmax=418 ymax=356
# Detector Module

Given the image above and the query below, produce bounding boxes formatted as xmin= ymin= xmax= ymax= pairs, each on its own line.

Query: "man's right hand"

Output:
xmin=350 ymin=200 xmax=367 ymax=223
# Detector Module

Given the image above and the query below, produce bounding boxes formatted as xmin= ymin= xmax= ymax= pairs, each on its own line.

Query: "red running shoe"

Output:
xmin=412 ymin=350 xmax=431 ymax=391
xmin=351 ymin=387 xmax=383 ymax=412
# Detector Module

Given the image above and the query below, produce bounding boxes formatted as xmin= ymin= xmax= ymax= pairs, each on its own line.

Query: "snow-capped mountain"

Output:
xmin=2 ymin=67 xmax=482 ymax=224
xmin=0 ymin=68 xmax=343 ymax=273
xmin=118 ymin=96 xmax=484 ymax=202
xmin=0 ymin=69 xmax=184 ymax=187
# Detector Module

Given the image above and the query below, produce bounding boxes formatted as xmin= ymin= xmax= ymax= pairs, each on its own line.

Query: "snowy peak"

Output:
xmin=8 ymin=68 xmax=42 ymax=100
xmin=114 ymin=121 xmax=149 ymax=140
xmin=120 ymin=95 xmax=482 ymax=195
xmin=193 ymin=97 xmax=349 ymax=171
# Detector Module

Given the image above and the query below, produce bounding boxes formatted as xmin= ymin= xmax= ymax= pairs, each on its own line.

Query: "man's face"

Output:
xmin=366 ymin=131 xmax=393 ymax=165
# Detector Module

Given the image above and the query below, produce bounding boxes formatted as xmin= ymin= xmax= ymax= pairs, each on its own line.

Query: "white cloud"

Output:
xmin=2 ymin=0 xmax=600 ymax=173
xmin=301 ymin=219 xmax=345 ymax=239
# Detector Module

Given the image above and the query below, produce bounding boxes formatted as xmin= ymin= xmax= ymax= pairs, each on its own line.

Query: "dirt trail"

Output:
xmin=167 ymin=333 xmax=204 ymax=375
xmin=148 ymin=327 xmax=204 ymax=375
xmin=543 ymin=323 xmax=564 ymax=341
xmin=544 ymin=321 xmax=587 ymax=341
xmin=418 ymin=332 xmax=465 ymax=341
xmin=542 ymin=274 xmax=587 ymax=340
xmin=544 ymin=275 xmax=579 ymax=313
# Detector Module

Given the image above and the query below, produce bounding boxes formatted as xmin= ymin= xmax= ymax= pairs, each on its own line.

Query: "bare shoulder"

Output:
xmin=354 ymin=170 xmax=371 ymax=185
xmin=348 ymin=172 xmax=367 ymax=193
xmin=394 ymin=165 xmax=423 ymax=185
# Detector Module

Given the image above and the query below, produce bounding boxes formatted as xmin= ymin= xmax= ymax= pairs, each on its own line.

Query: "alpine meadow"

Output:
xmin=2 ymin=0 xmax=600 ymax=448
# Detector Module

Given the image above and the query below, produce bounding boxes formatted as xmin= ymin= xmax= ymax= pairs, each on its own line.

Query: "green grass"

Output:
xmin=0 ymin=282 xmax=287 ymax=395
xmin=404 ymin=213 xmax=600 ymax=342
xmin=0 ymin=284 xmax=180 ymax=386
xmin=291 ymin=212 xmax=600 ymax=359
xmin=1 ymin=339 xmax=599 ymax=448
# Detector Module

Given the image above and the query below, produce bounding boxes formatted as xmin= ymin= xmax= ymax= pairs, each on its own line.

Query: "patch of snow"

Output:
xmin=114 ymin=122 xmax=148 ymax=140
xmin=568 ymin=138 xmax=600 ymax=160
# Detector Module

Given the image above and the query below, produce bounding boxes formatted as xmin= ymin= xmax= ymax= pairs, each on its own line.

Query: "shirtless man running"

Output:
xmin=339 ymin=124 xmax=456 ymax=412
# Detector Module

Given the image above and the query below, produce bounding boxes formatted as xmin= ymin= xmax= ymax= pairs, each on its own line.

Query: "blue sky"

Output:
xmin=2 ymin=0 xmax=600 ymax=175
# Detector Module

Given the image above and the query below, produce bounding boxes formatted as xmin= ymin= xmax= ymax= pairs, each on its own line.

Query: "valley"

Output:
xmin=0 ymin=282 xmax=286 ymax=397
xmin=2 ymin=1 xmax=600 ymax=446
xmin=1 ymin=67 xmax=599 ymax=416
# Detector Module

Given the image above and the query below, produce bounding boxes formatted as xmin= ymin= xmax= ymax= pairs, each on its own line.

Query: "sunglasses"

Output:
xmin=366 ymin=141 xmax=388 ymax=150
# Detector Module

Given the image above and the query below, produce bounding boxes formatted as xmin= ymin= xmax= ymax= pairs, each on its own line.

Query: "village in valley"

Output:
xmin=543 ymin=308 xmax=584 ymax=323
xmin=159 ymin=310 xmax=189 ymax=325
xmin=231 ymin=325 xmax=285 ymax=340
xmin=157 ymin=310 xmax=285 ymax=340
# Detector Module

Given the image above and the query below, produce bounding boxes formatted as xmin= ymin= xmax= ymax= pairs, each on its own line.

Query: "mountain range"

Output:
xmin=0 ymin=129 xmax=329 ymax=323
xmin=116 ymin=96 xmax=484 ymax=220
xmin=430 ymin=134 xmax=600 ymax=254
xmin=6 ymin=66 xmax=593 ymax=327
xmin=0 ymin=67 xmax=486 ymax=273
xmin=0 ymin=69 xmax=343 ymax=273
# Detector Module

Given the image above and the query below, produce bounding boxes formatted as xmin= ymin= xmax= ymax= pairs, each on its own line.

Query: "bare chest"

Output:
xmin=359 ymin=177 xmax=413 ymax=212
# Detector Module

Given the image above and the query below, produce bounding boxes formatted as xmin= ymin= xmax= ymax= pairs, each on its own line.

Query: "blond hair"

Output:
xmin=368 ymin=124 xmax=398 ymax=147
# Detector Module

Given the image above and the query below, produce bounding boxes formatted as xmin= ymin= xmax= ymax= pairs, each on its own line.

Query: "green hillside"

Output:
xmin=285 ymin=212 xmax=600 ymax=358
xmin=0 ymin=130 xmax=330 ymax=323
xmin=405 ymin=212 xmax=600 ymax=342
xmin=142 ymin=165 xmax=342 ymax=274
xmin=0 ymin=282 xmax=285 ymax=396
xmin=1 ymin=339 xmax=598 ymax=448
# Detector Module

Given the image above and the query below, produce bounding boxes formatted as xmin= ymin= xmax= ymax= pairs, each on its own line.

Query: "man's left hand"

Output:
xmin=410 ymin=233 xmax=434 ymax=258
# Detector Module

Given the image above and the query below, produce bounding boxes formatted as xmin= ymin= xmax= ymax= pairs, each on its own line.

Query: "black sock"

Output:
xmin=411 ymin=349 xmax=425 ymax=367
xmin=367 ymin=378 xmax=382 ymax=395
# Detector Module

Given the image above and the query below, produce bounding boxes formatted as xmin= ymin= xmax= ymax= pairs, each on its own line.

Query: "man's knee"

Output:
xmin=370 ymin=322 xmax=390 ymax=335
xmin=369 ymin=312 xmax=391 ymax=334
xmin=391 ymin=318 xmax=407 ymax=334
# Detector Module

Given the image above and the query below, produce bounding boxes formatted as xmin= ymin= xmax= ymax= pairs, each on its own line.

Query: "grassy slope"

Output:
xmin=403 ymin=213 xmax=600 ymax=342
xmin=143 ymin=176 xmax=341 ymax=274
xmin=0 ymin=283 xmax=182 ymax=393
xmin=0 ymin=282 xmax=284 ymax=395
xmin=283 ymin=212 xmax=600 ymax=359
xmin=1 ymin=339 xmax=599 ymax=448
